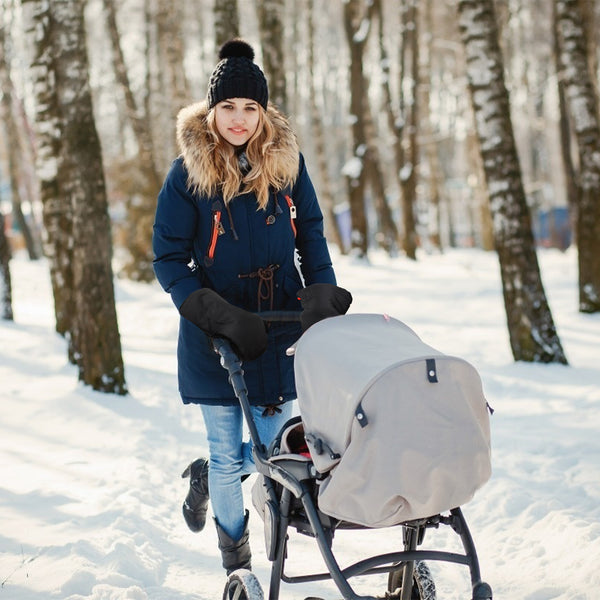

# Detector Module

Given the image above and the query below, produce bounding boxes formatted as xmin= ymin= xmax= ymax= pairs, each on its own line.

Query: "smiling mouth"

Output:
xmin=230 ymin=128 xmax=246 ymax=134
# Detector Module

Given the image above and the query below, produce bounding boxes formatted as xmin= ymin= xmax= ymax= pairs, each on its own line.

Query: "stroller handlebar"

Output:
xmin=257 ymin=310 xmax=302 ymax=323
xmin=211 ymin=311 xmax=301 ymax=456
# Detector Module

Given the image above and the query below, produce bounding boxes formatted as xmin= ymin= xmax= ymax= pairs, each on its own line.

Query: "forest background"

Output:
xmin=0 ymin=0 xmax=600 ymax=395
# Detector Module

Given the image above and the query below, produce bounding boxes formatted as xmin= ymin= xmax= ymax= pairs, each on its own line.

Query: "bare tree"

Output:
xmin=103 ymin=0 xmax=162 ymax=282
xmin=417 ymin=0 xmax=445 ymax=251
xmin=156 ymin=0 xmax=191 ymax=115
xmin=307 ymin=0 xmax=345 ymax=253
xmin=552 ymin=1 xmax=579 ymax=240
xmin=25 ymin=0 xmax=127 ymax=393
xmin=24 ymin=0 xmax=75 ymax=340
xmin=0 ymin=210 xmax=12 ymax=321
xmin=457 ymin=0 xmax=567 ymax=363
xmin=0 ymin=11 xmax=41 ymax=260
xmin=342 ymin=0 xmax=373 ymax=258
xmin=214 ymin=0 xmax=239 ymax=48
xmin=555 ymin=0 xmax=600 ymax=313
xmin=399 ymin=0 xmax=419 ymax=259
xmin=358 ymin=2 xmax=399 ymax=256
xmin=256 ymin=0 xmax=287 ymax=113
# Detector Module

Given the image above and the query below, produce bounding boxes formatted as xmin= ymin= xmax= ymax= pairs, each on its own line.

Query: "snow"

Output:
xmin=399 ymin=162 xmax=413 ymax=182
xmin=341 ymin=156 xmax=363 ymax=180
xmin=1 ymin=247 xmax=599 ymax=600
xmin=352 ymin=18 xmax=370 ymax=44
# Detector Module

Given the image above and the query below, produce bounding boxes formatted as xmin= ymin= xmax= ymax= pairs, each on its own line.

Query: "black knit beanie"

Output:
xmin=207 ymin=39 xmax=269 ymax=110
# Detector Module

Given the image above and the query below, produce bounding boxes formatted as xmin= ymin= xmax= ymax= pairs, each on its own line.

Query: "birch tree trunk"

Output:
xmin=457 ymin=0 xmax=567 ymax=364
xmin=256 ymin=0 xmax=287 ymax=114
xmin=25 ymin=0 xmax=127 ymax=393
xmin=555 ymin=0 xmax=600 ymax=313
xmin=25 ymin=0 xmax=75 ymax=339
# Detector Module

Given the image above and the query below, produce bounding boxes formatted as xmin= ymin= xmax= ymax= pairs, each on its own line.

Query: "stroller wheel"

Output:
xmin=222 ymin=569 xmax=264 ymax=600
xmin=387 ymin=561 xmax=436 ymax=600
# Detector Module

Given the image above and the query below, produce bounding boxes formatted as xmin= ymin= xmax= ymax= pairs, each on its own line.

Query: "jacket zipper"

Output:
xmin=285 ymin=195 xmax=297 ymax=238
xmin=207 ymin=210 xmax=222 ymax=260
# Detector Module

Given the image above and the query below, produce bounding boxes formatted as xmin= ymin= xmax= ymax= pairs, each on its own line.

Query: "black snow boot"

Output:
xmin=215 ymin=511 xmax=252 ymax=574
xmin=181 ymin=458 xmax=209 ymax=532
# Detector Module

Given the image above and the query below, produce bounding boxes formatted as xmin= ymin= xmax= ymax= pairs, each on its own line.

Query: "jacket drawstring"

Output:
xmin=238 ymin=263 xmax=280 ymax=310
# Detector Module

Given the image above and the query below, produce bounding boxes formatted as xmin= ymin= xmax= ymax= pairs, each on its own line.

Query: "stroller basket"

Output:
xmin=213 ymin=312 xmax=493 ymax=600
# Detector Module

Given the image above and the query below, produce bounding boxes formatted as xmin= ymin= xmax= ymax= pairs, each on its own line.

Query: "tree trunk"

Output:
xmin=375 ymin=0 xmax=408 ymax=251
xmin=400 ymin=0 xmax=419 ymax=260
xmin=466 ymin=127 xmax=495 ymax=251
xmin=555 ymin=0 xmax=600 ymax=313
xmin=256 ymin=0 xmax=287 ymax=114
xmin=214 ymin=0 xmax=239 ymax=48
xmin=457 ymin=0 xmax=567 ymax=364
xmin=103 ymin=0 xmax=162 ymax=282
xmin=25 ymin=0 xmax=75 ymax=341
xmin=363 ymin=112 xmax=401 ymax=255
xmin=419 ymin=0 xmax=445 ymax=252
xmin=0 ymin=210 xmax=13 ymax=321
xmin=552 ymin=0 xmax=579 ymax=244
xmin=156 ymin=0 xmax=191 ymax=115
xmin=0 ymin=18 xmax=41 ymax=261
xmin=307 ymin=0 xmax=345 ymax=253
xmin=356 ymin=0 xmax=400 ymax=256
xmin=342 ymin=0 xmax=371 ymax=258
xmin=26 ymin=0 xmax=127 ymax=393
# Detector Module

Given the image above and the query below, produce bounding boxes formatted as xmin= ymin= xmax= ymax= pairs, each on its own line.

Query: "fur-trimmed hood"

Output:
xmin=175 ymin=100 xmax=300 ymax=196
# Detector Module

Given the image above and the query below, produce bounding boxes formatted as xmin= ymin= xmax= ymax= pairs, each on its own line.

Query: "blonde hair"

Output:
xmin=195 ymin=106 xmax=297 ymax=210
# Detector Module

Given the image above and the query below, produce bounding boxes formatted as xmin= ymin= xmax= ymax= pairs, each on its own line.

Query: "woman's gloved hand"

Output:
xmin=180 ymin=289 xmax=268 ymax=361
xmin=297 ymin=283 xmax=352 ymax=331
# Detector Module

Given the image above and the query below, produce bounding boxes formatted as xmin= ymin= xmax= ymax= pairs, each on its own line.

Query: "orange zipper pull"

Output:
xmin=285 ymin=195 xmax=297 ymax=237
xmin=207 ymin=211 xmax=222 ymax=260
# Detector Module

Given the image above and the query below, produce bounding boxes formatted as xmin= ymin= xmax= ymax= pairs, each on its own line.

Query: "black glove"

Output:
xmin=297 ymin=283 xmax=353 ymax=331
xmin=180 ymin=289 xmax=268 ymax=361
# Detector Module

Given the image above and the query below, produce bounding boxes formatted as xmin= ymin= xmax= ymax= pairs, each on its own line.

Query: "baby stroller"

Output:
xmin=213 ymin=313 xmax=493 ymax=600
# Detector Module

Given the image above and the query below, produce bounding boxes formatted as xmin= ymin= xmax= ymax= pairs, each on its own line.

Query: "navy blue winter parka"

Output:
xmin=152 ymin=101 xmax=336 ymax=407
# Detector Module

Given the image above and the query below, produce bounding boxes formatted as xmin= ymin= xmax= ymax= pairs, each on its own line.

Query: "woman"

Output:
xmin=152 ymin=39 xmax=351 ymax=575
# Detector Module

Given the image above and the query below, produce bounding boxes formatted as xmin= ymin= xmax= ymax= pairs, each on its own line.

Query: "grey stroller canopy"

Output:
xmin=293 ymin=313 xmax=492 ymax=527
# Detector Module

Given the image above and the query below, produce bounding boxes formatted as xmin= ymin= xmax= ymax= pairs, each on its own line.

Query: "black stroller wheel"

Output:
xmin=387 ymin=560 xmax=436 ymax=600
xmin=222 ymin=569 xmax=264 ymax=600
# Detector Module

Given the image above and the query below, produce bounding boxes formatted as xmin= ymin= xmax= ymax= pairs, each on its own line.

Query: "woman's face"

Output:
xmin=214 ymin=98 xmax=261 ymax=147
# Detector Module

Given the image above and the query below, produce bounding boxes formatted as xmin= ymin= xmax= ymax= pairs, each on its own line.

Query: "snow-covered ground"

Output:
xmin=1 ymin=247 xmax=599 ymax=600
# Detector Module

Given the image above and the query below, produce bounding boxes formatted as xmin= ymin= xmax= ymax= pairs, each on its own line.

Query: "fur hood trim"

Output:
xmin=176 ymin=100 xmax=299 ymax=196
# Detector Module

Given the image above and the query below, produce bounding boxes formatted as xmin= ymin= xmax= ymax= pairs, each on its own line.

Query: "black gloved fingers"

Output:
xmin=297 ymin=283 xmax=353 ymax=331
xmin=179 ymin=288 xmax=268 ymax=361
xmin=297 ymin=283 xmax=352 ymax=314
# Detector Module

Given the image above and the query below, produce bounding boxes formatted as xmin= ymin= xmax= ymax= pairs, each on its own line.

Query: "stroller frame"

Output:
xmin=213 ymin=322 xmax=492 ymax=600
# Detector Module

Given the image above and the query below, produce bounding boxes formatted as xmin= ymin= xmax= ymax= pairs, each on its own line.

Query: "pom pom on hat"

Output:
xmin=207 ymin=39 xmax=268 ymax=110
xmin=218 ymin=39 xmax=255 ymax=61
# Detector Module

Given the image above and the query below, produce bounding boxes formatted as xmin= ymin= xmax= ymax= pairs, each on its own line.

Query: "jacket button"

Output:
xmin=278 ymin=396 xmax=283 ymax=401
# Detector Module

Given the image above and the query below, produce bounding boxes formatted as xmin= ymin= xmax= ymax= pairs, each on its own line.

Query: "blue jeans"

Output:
xmin=200 ymin=402 xmax=293 ymax=541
